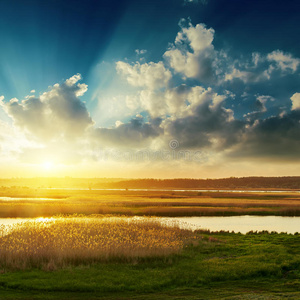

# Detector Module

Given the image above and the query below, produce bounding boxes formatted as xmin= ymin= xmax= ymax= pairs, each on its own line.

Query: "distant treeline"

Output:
xmin=101 ymin=177 xmax=300 ymax=190
xmin=0 ymin=176 xmax=299 ymax=190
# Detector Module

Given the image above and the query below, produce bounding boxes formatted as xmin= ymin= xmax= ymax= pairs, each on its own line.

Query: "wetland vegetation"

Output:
xmin=0 ymin=187 xmax=299 ymax=218
xmin=0 ymin=221 xmax=299 ymax=299
xmin=0 ymin=178 xmax=299 ymax=299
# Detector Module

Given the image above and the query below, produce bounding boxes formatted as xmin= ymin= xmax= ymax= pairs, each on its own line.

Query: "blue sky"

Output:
xmin=0 ymin=0 xmax=299 ymax=178
xmin=1 ymin=0 xmax=299 ymax=99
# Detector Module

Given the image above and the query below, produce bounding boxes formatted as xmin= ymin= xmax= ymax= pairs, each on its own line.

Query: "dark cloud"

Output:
xmin=165 ymin=91 xmax=244 ymax=149
xmin=92 ymin=117 xmax=163 ymax=148
xmin=228 ymin=110 xmax=300 ymax=160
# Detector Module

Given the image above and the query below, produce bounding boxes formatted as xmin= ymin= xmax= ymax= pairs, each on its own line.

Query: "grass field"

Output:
xmin=0 ymin=187 xmax=300 ymax=217
xmin=0 ymin=188 xmax=299 ymax=299
xmin=0 ymin=217 xmax=299 ymax=299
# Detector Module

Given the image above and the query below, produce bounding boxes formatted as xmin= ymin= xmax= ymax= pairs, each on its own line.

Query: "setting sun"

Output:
xmin=42 ymin=161 xmax=54 ymax=170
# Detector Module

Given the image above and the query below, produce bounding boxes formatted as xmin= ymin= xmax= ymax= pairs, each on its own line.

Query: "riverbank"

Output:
xmin=0 ymin=229 xmax=299 ymax=299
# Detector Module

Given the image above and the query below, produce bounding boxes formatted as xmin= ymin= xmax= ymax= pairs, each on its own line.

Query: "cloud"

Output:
xmin=175 ymin=21 xmax=214 ymax=52
xmin=1 ymin=18 xmax=299 ymax=169
xmin=0 ymin=118 xmax=34 ymax=163
xmin=92 ymin=116 xmax=163 ymax=148
xmin=65 ymin=73 xmax=82 ymax=86
xmin=112 ymin=20 xmax=300 ymax=161
xmin=224 ymin=50 xmax=299 ymax=84
xmin=267 ymin=50 xmax=300 ymax=73
xmin=138 ymin=89 xmax=168 ymax=118
xmin=224 ymin=68 xmax=270 ymax=83
xmin=2 ymin=75 xmax=93 ymax=143
xmin=124 ymin=84 xmax=192 ymax=118
xmin=242 ymin=95 xmax=274 ymax=121
xmin=164 ymin=87 xmax=244 ymax=149
xmin=164 ymin=20 xmax=216 ymax=81
xmin=116 ymin=61 xmax=172 ymax=90
xmin=228 ymin=110 xmax=300 ymax=160
xmin=291 ymin=93 xmax=300 ymax=110
xmin=135 ymin=49 xmax=147 ymax=55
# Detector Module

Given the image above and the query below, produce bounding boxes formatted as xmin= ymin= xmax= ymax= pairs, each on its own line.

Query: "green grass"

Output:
xmin=0 ymin=232 xmax=299 ymax=299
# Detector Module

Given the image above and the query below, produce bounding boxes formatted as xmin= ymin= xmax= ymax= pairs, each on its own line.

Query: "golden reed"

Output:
xmin=0 ymin=215 xmax=197 ymax=270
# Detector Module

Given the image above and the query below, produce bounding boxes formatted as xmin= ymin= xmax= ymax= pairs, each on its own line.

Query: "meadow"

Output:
xmin=0 ymin=219 xmax=299 ymax=299
xmin=0 ymin=187 xmax=299 ymax=299
xmin=0 ymin=187 xmax=300 ymax=217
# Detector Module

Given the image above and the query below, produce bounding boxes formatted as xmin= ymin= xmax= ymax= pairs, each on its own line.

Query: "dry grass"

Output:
xmin=0 ymin=215 xmax=196 ymax=270
xmin=1 ymin=188 xmax=300 ymax=217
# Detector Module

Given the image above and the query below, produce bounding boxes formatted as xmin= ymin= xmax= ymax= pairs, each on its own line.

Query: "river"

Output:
xmin=1 ymin=215 xmax=299 ymax=234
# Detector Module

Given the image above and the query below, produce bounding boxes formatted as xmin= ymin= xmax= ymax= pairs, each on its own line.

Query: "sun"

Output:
xmin=42 ymin=161 xmax=54 ymax=170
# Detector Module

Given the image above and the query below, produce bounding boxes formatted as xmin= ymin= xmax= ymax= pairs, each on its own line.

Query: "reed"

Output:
xmin=0 ymin=215 xmax=196 ymax=270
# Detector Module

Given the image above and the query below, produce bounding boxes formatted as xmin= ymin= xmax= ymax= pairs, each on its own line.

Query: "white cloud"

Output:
xmin=76 ymin=83 xmax=88 ymax=97
xmin=115 ymin=120 xmax=123 ymax=127
xmin=224 ymin=68 xmax=270 ymax=83
xmin=125 ymin=95 xmax=140 ymax=111
xmin=0 ymin=119 xmax=34 ymax=162
xmin=267 ymin=50 xmax=300 ymax=72
xmin=116 ymin=61 xmax=172 ymax=90
xmin=164 ymin=21 xmax=216 ymax=81
xmin=2 ymin=74 xmax=93 ymax=143
xmin=175 ymin=22 xmax=214 ymax=52
xmin=224 ymin=50 xmax=299 ymax=84
xmin=30 ymin=90 xmax=35 ymax=93
xmin=65 ymin=73 xmax=82 ymax=86
xmin=257 ymin=95 xmax=275 ymax=103
xmin=139 ymin=89 xmax=167 ymax=117
xmin=135 ymin=49 xmax=147 ymax=55
xmin=291 ymin=93 xmax=300 ymax=110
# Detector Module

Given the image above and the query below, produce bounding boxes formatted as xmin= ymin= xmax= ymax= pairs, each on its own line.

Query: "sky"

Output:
xmin=0 ymin=0 xmax=299 ymax=178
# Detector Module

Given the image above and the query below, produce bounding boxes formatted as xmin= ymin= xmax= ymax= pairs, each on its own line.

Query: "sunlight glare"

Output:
xmin=42 ymin=161 xmax=54 ymax=170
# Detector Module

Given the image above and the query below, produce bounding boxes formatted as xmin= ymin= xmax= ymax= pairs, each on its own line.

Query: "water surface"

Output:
xmin=173 ymin=215 xmax=300 ymax=234
xmin=1 ymin=216 xmax=299 ymax=234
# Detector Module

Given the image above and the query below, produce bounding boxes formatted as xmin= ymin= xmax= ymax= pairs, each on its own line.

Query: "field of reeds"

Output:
xmin=0 ymin=187 xmax=300 ymax=299
xmin=0 ymin=227 xmax=299 ymax=299
xmin=0 ymin=215 xmax=197 ymax=270
xmin=0 ymin=187 xmax=300 ymax=217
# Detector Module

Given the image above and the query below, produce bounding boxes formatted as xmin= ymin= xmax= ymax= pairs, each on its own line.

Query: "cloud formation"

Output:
xmin=116 ymin=61 xmax=171 ymax=89
xmin=225 ymin=50 xmax=299 ymax=84
xmin=164 ymin=87 xmax=244 ymax=149
xmin=164 ymin=21 xmax=216 ymax=81
xmin=1 ymin=20 xmax=299 ymax=169
xmin=2 ymin=74 xmax=93 ymax=143
xmin=113 ymin=20 xmax=300 ymax=161
xmin=93 ymin=116 xmax=163 ymax=148
xmin=267 ymin=50 xmax=300 ymax=73
xmin=228 ymin=110 xmax=300 ymax=160
xmin=291 ymin=93 xmax=300 ymax=110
